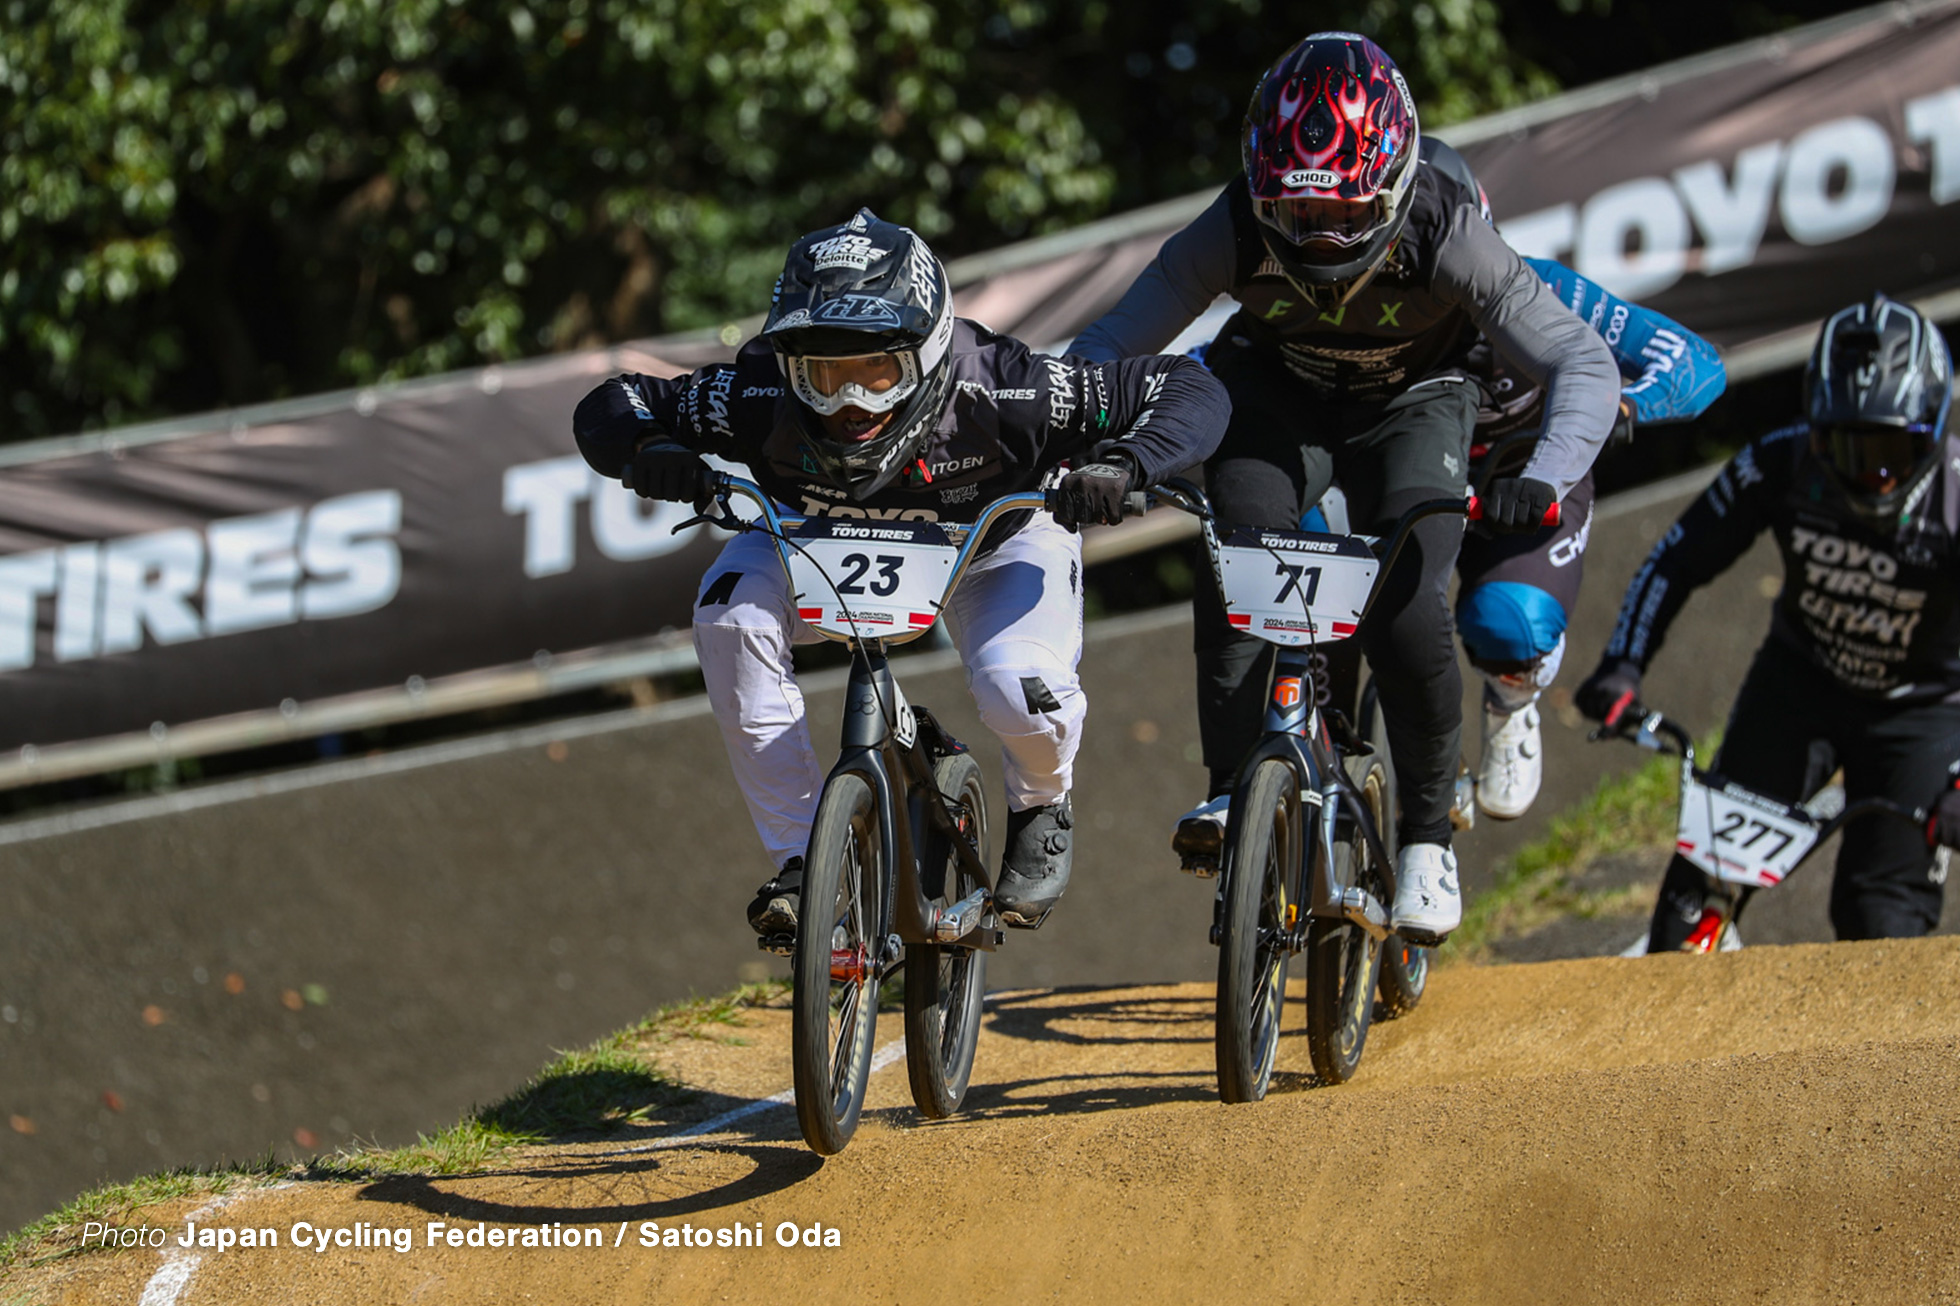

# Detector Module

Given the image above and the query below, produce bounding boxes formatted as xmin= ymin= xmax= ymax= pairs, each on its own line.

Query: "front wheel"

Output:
xmin=1215 ymin=758 xmax=1301 ymax=1104
xmin=792 ymin=771 xmax=885 ymax=1155
xmin=904 ymin=753 xmax=990 ymax=1119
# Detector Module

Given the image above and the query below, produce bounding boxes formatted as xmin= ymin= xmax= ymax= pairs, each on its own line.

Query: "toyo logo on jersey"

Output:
xmin=809 ymin=234 xmax=889 ymax=272
xmin=1788 ymin=526 xmax=1928 ymax=657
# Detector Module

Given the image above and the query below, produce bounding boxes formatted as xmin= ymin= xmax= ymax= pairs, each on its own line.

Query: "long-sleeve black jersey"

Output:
xmin=573 ymin=320 xmax=1228 ymax=525
xmin=1067 ymin=141 xmax=1620 ymax=502
xmin=1601 ymin=424 xmax=1960 ymax=702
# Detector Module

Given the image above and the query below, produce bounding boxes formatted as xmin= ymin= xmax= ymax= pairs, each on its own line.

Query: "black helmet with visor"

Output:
xmin=759 ymin=209 xmax=956 ymax=500
xmin=1804 ymin=294 xmax=1954 ymax=528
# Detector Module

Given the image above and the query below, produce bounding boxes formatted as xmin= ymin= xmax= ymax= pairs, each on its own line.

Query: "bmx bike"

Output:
xmin=674 ymin=472 xmax=1139 ymax=1154
xmin=1145 ymin=480 xmax=1552 ymax=1098
xmin=1591 ymin=700 xmax=1927 ymax=952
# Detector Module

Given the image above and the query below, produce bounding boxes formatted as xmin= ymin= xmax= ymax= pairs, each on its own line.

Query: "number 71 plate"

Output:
xmin=1675 ymin=770 xmax=1820 ymax=887
xmin=782 ymin=520 xmax=956 ymax=640
xmin=1214 ymin=527 xmax=1379 ymax=647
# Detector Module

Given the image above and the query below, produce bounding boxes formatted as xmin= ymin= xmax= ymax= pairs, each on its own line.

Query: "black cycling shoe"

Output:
xmin=994 ymin=797 xmax=1074 ymax=929
xmin=747 ymin=857 xmax=804 ymax=936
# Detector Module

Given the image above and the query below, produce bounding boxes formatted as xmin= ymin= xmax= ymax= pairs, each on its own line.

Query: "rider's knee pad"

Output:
xmin=967 ymin=641 xmax=1080 ymax=734
xmin=1456 ymin=581 xmax=1567 ymax=671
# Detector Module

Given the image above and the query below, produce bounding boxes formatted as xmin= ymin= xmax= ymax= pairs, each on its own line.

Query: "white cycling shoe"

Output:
xmin=1171 ymin=794 xmax=1230 ymax=876
xmin=1476 ymin=700 xmax=1542 ymax=820
xmin=1391 ymin=842 xmax=1461 ymax=943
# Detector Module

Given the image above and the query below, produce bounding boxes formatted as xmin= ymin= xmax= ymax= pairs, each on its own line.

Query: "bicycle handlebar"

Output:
xmin=1464 ymin=495 xmax=1562 ymax=529
xmin=1590 ymin=700 xmax=1927 ymax=837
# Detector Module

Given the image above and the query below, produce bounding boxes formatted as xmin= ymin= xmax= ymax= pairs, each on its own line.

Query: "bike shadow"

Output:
xmin=979 ymin=984 xmax=1213 ymax=1047
xmin=343 ymin=1139 xmax=821 ymax=1227
xmin=881 ymin=1067 xmax=1217 ymax=1128
xmin=300 ymin=1063 xmax=824 ymax=1227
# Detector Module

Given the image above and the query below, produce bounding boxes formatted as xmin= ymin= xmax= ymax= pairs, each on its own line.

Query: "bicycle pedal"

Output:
xmin=1179 ymin=852 xmax=1220 ymax=878
xmin=1392 ymin=925 xmax=1449 ymax=948
xmin=755 ymin=932 xmax=795 ymax=957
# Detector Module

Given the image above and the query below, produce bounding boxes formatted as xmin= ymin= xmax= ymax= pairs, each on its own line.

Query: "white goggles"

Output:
xmin=786 ymin=350 xmax=920 ymax=416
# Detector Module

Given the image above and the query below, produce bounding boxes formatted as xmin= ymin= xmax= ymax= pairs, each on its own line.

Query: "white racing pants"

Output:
xmin=692 ymin=515 xmax=1086 ymax=870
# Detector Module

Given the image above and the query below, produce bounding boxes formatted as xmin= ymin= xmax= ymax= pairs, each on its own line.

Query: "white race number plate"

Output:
xmin=1214 ymin=527 xmax=1379 ymax=647
xmin=1675 ymin=771 xmax=1820 ymax=887
xmin=783 ymin=521 xmax=956 ymax=640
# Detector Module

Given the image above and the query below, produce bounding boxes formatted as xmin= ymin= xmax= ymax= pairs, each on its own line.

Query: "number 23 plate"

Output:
xmin=1675 ymin=770 xmax=1820 ymax=887
xmin=783 ymin=520 xmax=956 ymax=640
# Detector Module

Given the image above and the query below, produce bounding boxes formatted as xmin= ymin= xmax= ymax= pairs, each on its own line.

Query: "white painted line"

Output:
xmin=136 ymin=1184 xmax=289 ymax=1306
xmin=136 ymin=1256 xmax=199 ymax=1306
xmin=625 ymin=1037 xmax=908 ymax=1153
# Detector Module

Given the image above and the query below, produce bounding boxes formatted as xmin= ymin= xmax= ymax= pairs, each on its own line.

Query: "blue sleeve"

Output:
xmin=1525 ymin=258 xmax=1727 ymax=426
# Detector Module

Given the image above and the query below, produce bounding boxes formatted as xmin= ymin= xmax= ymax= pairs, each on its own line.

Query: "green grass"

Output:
xmin=0 ymin=1156 xmax=283 ymax=1272
xmin=0 ymin=980 xmax=791 ymax=1273
xmin=1441 ymin=732 xmax=1717 ymax=964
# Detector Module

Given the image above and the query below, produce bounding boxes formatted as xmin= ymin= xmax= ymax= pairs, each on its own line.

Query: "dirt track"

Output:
xmin=15 ymin=936 xmax=1960 ymax=1304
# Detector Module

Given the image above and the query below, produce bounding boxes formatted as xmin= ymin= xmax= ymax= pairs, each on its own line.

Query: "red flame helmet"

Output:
xmin=1241 ymin=33 xmax=1421 ymax=311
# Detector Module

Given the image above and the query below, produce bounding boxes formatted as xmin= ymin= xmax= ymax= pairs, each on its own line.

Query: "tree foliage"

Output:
xmin=0 ymin=0 xmax=1859 ymax=441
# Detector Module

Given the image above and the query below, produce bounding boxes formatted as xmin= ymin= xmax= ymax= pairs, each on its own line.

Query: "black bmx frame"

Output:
xmin=1151 ymin=478 xmax=1472 ymax=947
xmin=689 ymin=473 xmax=1062 ymax=958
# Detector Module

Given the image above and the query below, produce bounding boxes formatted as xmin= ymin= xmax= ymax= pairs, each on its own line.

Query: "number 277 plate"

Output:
xmin=1674 ymin=770 xmax=1820 ymax=888
xmin=782 ymin=520 xmax=956 ymax=640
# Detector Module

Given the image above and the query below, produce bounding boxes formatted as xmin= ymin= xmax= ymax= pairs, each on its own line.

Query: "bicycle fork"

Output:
xmin=1213 ymin=648 xmax=1394 ymax=950
xmin=831 ymin=652 xmax=1002 ymax=961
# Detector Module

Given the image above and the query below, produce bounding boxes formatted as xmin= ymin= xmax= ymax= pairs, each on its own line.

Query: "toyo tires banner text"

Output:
xmin=1451 ymin=1 xmax=1960 ymax=344
xmin=1 ymin=1 xmax=1956 ymax=763
xmin=0 ymin=350 xmax=716 ymax=755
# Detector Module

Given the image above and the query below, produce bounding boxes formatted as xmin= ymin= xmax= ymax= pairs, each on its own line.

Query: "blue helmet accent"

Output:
xmin=1456 ymin=581 xmax=1568 ymax=663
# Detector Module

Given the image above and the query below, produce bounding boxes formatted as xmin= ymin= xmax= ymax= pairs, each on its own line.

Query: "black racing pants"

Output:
xmin=1195 ymin=343 xmax=1478 ymax=846
xmin=1648 ymin=638 xmax=1960 ymax=950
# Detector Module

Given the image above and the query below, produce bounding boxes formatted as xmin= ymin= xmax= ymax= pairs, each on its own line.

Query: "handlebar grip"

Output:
xmin=1464 ymin=496 xmax=1561 ymax=528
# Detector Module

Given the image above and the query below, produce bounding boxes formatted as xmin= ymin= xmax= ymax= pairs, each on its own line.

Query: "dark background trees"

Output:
xmin=1 ymin=0 xmax=1871 ymax=442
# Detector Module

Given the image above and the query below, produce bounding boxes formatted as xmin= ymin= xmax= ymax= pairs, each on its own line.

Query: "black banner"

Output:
xmin=1448 ymin=2 xmax=1960 ymax=345
xmin=0 ymin=350 xmax=721 ymax=753
xmin=3 ymin=2 xmax=1956 ymax=760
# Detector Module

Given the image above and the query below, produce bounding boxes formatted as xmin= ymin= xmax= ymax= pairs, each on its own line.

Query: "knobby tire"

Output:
xmin=792 ymin=771 xmax=884 ymax=1155
xmin=1215 ymin=758 xmax=1299 ymax=1103
xmin=904 ymin=752 xmax=990 ymax=1119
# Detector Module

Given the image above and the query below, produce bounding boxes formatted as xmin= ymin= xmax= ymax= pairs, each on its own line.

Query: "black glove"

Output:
xmin=1928 ymin=778 xmax=1960 ymax=851
xmin=624 ymin=442 xmax=706 ymax=502
xmin=1610 ymin=398 xmax=1636 ymax=446
xmin=1052 ymin=459 xmax=1136 ymax=529
xmin=1480 ymin=476 xmax=1558 ymax=534
xmin=1575 ymin=660 xmax=1644 ymax=725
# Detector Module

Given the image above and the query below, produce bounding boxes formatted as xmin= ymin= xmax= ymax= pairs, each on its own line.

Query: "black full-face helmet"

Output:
xmin=1805 ymin=294 xmax=1954 ymax=527
xmin=1240 ymin=32 xmax=1422 ymax=312
xmin=758 ymin=209 xmax=956 ymax=500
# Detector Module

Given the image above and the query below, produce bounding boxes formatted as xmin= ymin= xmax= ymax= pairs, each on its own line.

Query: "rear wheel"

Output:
xmin=1215 ymin=758 xmax=1300 ymax=1104
xmin=792 ymin=772 xmax=885 ymax=1155
xmin=1305 ymin=748 xmax=1387 ymax=1084
xmin=1359 ymin=678 xmax=1427 ymax=1018
xmin=904 ymin=753 xmax=990 ymax=1119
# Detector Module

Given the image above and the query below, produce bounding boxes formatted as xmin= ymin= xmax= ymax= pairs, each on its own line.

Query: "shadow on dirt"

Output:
xmin=346 ymin=1141 xmax=822 ymax=1226
xmin=981 ymin=986 xmax=1213 ymax=1046
xmin=918 ymin=1068 xmax=1217 ymax=1123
